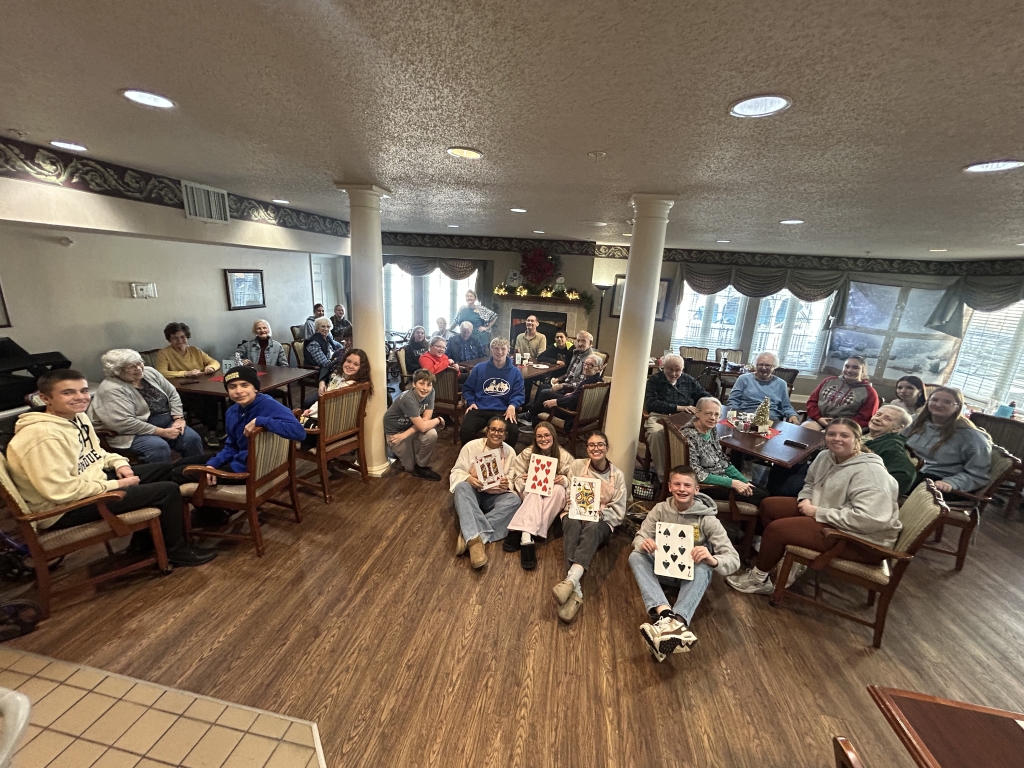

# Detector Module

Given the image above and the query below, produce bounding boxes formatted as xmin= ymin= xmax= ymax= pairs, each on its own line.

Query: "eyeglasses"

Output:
xmin=587 ymin=442 xmax=607 ymax=449
xmin=487 ymin=427 xmax=507 ymax=434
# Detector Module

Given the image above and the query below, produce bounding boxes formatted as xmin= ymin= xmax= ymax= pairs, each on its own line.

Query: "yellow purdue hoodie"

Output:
xmin=7 ymin=411 xmax=130 ymax=527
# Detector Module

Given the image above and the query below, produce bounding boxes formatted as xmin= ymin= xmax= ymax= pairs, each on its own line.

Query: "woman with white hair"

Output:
xmin=864 ymin=404 xmax=918 ymax=496
xmin=304 ymin=315 xmax=342 ymax=369
xmin=237 ymin=319 xmax=289 ymax=366
xmin=90 ymin=349 xmax=204 ymax=463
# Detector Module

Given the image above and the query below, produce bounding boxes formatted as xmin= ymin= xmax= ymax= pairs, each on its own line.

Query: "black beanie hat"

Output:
xmin=223 ymin=366 xmax=260 ymax=390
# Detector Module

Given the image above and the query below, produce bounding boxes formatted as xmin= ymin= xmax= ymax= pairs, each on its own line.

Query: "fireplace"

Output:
xmin=491 ymin=296 xmax=588 ymax=345
xmin=510 ymin=309 xmax=567 ymax=350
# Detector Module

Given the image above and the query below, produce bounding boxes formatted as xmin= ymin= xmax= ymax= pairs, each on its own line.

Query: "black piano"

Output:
xmin=0 ymin=338 xmax=71 ymax=410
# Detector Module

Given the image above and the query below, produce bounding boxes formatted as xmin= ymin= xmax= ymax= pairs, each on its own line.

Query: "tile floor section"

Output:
xmin=0 ymin=647 xmax=325 ymax=768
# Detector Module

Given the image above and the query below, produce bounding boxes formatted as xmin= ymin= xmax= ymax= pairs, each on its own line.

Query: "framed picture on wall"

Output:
xmin=610 ymin=275 xmax=672 ymax=321
xmin=0 ymin=274 xmax=9 ymax=327
xmin=224 ymin=269 xmax=266 ymax=310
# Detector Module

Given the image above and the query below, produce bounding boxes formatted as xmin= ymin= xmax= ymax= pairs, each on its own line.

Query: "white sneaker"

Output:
xmin=655 ymin=615 xmax=698 ymax=654
xmin=783 ymin=563 xmax=807 ymax=588
xmin=726 ymin=568 xmax=775 ymax=595
xmin=639 ymin=624 xmax=667 ymax=663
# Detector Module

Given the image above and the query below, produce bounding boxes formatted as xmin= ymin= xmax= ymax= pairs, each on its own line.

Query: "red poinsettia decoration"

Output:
xmin=520 ymin=247 xmax=560 ymax=289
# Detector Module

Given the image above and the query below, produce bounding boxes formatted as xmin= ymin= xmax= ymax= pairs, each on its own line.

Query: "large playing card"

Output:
xmin=473 ymin=451 xmax=504 ymax=491
xmin=525 ymin=453 xmax=556 ymax=497
xmin=655 ymin=522 xmax=695 ymax=580
xmin=568 ymin=477 xmax=601 ymax=521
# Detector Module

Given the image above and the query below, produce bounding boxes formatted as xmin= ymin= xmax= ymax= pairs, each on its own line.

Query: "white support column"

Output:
xmin=337 ymin=184 xmax=392 ymax=477
xmin=605 ymin=194 xmax=676 ymax=477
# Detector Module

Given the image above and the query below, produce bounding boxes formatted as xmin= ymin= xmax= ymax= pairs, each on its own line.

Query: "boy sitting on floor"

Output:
xmin=628 ymin=465 xmax=739 ymax=662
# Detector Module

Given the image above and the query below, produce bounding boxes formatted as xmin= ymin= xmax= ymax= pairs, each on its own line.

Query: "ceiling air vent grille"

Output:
xmin=181 ymin=180 xmax=230 ymax=224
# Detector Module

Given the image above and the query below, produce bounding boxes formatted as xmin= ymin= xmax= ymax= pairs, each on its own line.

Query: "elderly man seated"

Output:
xmin=644 ymin=354 xmax=712 ymax=483
xmin=726 ymin=352 xmax=800 ymax=424
xmin=523 ymin=353 xmax=604 ymax=431
xmin=522 ymin=330 xmax=594 ymax=426
xmin=90 ymin=349 xmax=204 ymax=464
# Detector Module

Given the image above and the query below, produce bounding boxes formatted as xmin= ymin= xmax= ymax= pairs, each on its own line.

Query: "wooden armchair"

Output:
xmin=661 ymin=418 xmax=760 ymax=560
xmin=139 ymin=348 xmax=162 ymax=368
xmin=715 ymin=347 xmax=744 ymax=364
xmin=678 ymin=346 xmax=709 ymax=362
xmin=291 ymin=340 xmax=320 ymax=404
xmin=396 ymin=346 xmax=413 ymax=390
xmin=432 ymin=367 xmax=465 ymax=445
xmin=923 ymin=445 xmax=1020 ymax=570
xmin=295 ymin=382 xmax=370 ymax=502
xmin=832 ymin=737 xmax=866 ymax=768
xmin=691 ymin=361 xmax=721 ymax=399
xmin=0 ymin=453 xmax=169 ymax=618
xmin=774 ymin=366 xmax=799 ymax=395
xmin=182 ymin=426 xmax=301 ymax=557
xmin=537 ymin=380 xmax=611 ymax=455
xmin=770 ymin=481 xmax=947 ymax=648
xmin=970 ymin=412 xmax=1024 ymax=516
xmin=290 ymin=325 xmax=304 ymax=341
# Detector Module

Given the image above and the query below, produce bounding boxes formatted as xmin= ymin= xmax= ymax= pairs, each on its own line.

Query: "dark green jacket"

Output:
xmin=865 ymin=432 xmax=916 ymax=497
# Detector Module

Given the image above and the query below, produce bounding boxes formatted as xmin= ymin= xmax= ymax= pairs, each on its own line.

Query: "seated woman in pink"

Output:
xmin=503 ymin=422 xmax=574 ymax=570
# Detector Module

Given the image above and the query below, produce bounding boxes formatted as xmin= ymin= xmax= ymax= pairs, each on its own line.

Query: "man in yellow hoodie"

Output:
xmin=7 ymin=369 xmax=215 ymax=567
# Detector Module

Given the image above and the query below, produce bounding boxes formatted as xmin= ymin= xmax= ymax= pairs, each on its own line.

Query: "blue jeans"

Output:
xmin=453 ymin=482 xmax=521 ymax=544
xmin=628 ymin=550 xmax=713 ymax=624
xmin=130 ymin=413 xmax=204 ymax=464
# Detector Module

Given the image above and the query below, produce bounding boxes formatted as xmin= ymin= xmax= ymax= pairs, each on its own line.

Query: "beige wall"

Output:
xmin=0 ymin=222 xmax=322 ymax=381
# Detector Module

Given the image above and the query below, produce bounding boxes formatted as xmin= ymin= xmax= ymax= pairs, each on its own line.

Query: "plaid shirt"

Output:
xmin=446 ymin=335 xmax=487 ymax=363
xmin=644 ymin=371 xmax=711 ymax=415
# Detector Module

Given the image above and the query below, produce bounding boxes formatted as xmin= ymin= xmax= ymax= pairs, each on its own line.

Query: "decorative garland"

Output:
xmin=492 ymin=247 xmax=595 ymax=313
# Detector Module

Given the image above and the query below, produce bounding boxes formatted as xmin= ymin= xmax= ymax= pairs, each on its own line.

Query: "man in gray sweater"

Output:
xmin=628 ymin=466 xmax=739 ymax=662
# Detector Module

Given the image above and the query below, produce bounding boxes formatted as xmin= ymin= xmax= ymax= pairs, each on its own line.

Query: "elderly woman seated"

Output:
xmin=304 ymin=315 xmax=342 ymax=369
xmin=237 ymin=319 xmax=289 ymax=366
xmin=154 ymin=321 xmax=220 ymax=443
xmin=522 ymin=353 xmax=604 ymax=431
xmin=90 ymin=349 xmax=204 ymax=463
xmin=681 ymin=397 xmax=768 ymax=504
xmin=864 ymin=404 xmax=918 ymax=496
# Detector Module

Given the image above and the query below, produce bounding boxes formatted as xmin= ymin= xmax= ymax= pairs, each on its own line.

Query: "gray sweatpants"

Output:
xmin=389 ymin=428 xmax=438 ymax=471
xmin=562 ymin=517 xmax=612 ymax=572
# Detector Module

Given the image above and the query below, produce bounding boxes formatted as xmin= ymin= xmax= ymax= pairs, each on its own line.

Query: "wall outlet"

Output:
xmin=130 ymin=282 xmax=158 ymax=299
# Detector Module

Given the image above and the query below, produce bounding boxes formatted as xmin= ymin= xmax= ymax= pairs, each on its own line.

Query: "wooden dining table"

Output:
xmin=457 ymin=357 xmax=564 ymax=382
xmin=869 ymin=685 xmax=1024 ymax=767
xmin=666 ymin=411 xmax=824 ymax=468
xmin=170 ymin=365 xmax=315 ymax=398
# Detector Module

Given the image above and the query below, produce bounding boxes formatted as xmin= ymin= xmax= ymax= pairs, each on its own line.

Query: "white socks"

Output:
xmin=567 ymin=563 xmax=584 ymax=587
xmin=751 ymin=566 xmax=771 ymax=583
xmin=521 ymin=532 xmax=533 ymax=545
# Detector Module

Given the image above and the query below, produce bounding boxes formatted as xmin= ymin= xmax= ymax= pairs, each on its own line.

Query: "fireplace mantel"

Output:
xmin=492 ymin=296 xmax=587 ymax=341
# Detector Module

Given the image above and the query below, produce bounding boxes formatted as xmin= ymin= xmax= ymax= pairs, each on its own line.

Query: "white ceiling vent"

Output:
xmin=181 ymin=180 xmax=230 ymax=224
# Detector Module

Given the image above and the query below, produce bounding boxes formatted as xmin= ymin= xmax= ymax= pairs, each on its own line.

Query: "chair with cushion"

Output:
xmin=537 ymin=380 xmax=611 ymax=455
xmin=290 ymin=325 xmax=304 ymax=342
xmin=182 ymin=426 xmax=301 ymax=557
xmin=295 ymin=382 xmax=370 ymax=502
xmin=774 ymin=366 xmax=799 ymax=395
xmin=0 ymin=453 xmax=169 ymax=618
xmin=770 ymin=481 xmax=947 ymax=648
xmin=715 ymin=347 xmax=744 ymax=364
xmin=922 ymin=444 xmax=1020 ymax=570
xmin=969 ymin=412 xmax=1024 ymax=516
xmin=690 ymin=361 xmax=721 ymax=399
xmin=139 ymin=348 xmax=162 ymax=368
xmin=291 ymin=340 xmax=320 ymax=404
xmin=678 ymin=346 xmax=709 ymax=362
xmin=396 ymin=346 xmax=413 ymax=390
xmin=432 ymin=367 xmax=464 ymax=445
xmin=661 ymin=417 xmax=759 ymax=560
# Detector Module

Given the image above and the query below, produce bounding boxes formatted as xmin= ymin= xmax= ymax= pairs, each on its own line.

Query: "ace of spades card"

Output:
xmin=568 ymin=477 xmax=601 ymax=521
xmin=525 ymin=453 xmax=556 ymax=497
xmin=473 ymin=451 xmax=504 ymax=491
xmin=655 ymin=522 xmax=695 ymax=580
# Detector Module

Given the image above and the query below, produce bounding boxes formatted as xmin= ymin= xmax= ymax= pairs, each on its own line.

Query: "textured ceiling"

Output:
xmin=2 ymin=0 xmax=1024 ymax=260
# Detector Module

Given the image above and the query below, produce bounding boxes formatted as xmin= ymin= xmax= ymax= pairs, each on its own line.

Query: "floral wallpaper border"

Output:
xmin=380 ymin=231 xmax=595 ymax=255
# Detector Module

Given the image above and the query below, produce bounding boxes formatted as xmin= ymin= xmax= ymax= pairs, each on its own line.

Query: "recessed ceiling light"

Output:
xmin=780 ymin=219 xmax=804 ymax=225
xmin=447 ymin=147 xmax=482 ymax=159
xmin=717 ymin=239 xmax=731 ymax=243
xmin=588 ymin=150 xmax=607 ymax=159
xmin=50 ymin=140 xmax=87 ymax=152
xmin=272 ymin=199 xmax=289 ymax=205
xmin=533 ymin=230 xmax=545 ymax=234
xmin=510 ymin=208 xmax=527 ymax=213
xmin=1017 ymin=243 xmax=1024 ymax=246
xmin=122 ymin=89 xmax=174 ymax=109
xmin=622 ymin=233 xmax=632 ymax=237
xmin=581 ymin=221 xmax=608 ymax=227
xmin=730 ymin=95 xmax=792 ymax=118
xmin=963 ymin=160 xmax=1024 ymax=173
xmin=929 ymin=249 xmax=948 ymax=252
xmin=447 ymin=224 xmax=459 ymax=228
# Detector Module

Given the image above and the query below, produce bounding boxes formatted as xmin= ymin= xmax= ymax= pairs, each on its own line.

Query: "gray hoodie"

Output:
xmin=798 ymin=451 xmax=901 ymax=549
xmin=903 ymin=420 xmax=992 ymax=493
xmin=633 ymin=492 xmax=740 ymax=577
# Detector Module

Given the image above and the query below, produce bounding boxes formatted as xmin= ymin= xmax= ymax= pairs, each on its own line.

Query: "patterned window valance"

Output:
xmin=925 ymin=276 xmax=1024 ymax=337
xmin=382 ymin=255 xmax=480 ymax=280
xmin=680 ymin=262 xmax=847 ymax=303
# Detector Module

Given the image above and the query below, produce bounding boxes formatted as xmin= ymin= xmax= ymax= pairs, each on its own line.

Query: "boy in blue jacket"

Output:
xmin=459 ymin=337 xmax=525 ymax=446
xmin=204 ymin=367 xmax=307 ymax=477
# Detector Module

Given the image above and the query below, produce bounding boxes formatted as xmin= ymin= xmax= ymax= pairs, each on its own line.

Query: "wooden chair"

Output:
xmin=637 ymin=409 xmax=653 ymax=475
xmin=290 ymin=325 xmax=304 ymax=341
xmin=291 ymin=341 xmax=320 ymax=404
xmin=832 ymin=737 xmax=866 ymax=768
xmin=432 ymin=367 xmax=465 ymax=445
xmin=281 ymin=341 xmax=293 ymax=367
xmin=537 ymin=381 xmax=611 ymax=455
xmin=295 ymin=382 xmax=370 ymax=502
xmin=678 ymin=346 xmax=709 ymax=361
xmin=0 ymin=452 xmax=169 ymax=618
xmin=182 ymin=427 xmax=301 ymax=557
xmin=660 ymin=417 xmax=760 ymax=560
xmin=690 ymin=361 xmax=721 ymax=399
xmin=770 ymin=481 xmax=947 ymax=648
xmin=969 ymin=412 xmax=1024 ymax=516
xmin=923 ymin=444 xmax=1020 ymax=570
xmin=715 ymin=347 xmax=744 ymax=363
xmin=396 ymin=346 xmax=413 ymax=390
xmin=139 ymin=348 xmax=162 ymax=368
xmin=774 ymin=366 xmax=799 ymax=395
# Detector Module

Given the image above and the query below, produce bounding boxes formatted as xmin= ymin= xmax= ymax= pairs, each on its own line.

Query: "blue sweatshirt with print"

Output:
xmin=207 ymin=393 xmax=307 ymax=473
xmin=462 ymin=358 xmax=525 ymax=411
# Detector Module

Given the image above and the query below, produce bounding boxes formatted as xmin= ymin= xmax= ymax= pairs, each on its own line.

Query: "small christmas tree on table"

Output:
xmin=753 ymin=396 xmax=772 ymax=434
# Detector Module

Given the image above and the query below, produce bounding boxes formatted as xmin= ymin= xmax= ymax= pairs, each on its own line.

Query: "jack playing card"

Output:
xmin=524 ymin=453 xmax=556 ymax=497
xmin=473 ymin=451 xmax=504 ymax=491
xmin=655 ymin=522 xmax=695 ymax=581
xmin=568 ymin=477 xmax=600 ymax=521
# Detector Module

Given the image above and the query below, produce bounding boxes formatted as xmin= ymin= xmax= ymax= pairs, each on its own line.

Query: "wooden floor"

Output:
xmin=8 ymin=436 xmax=1024 ymax=768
